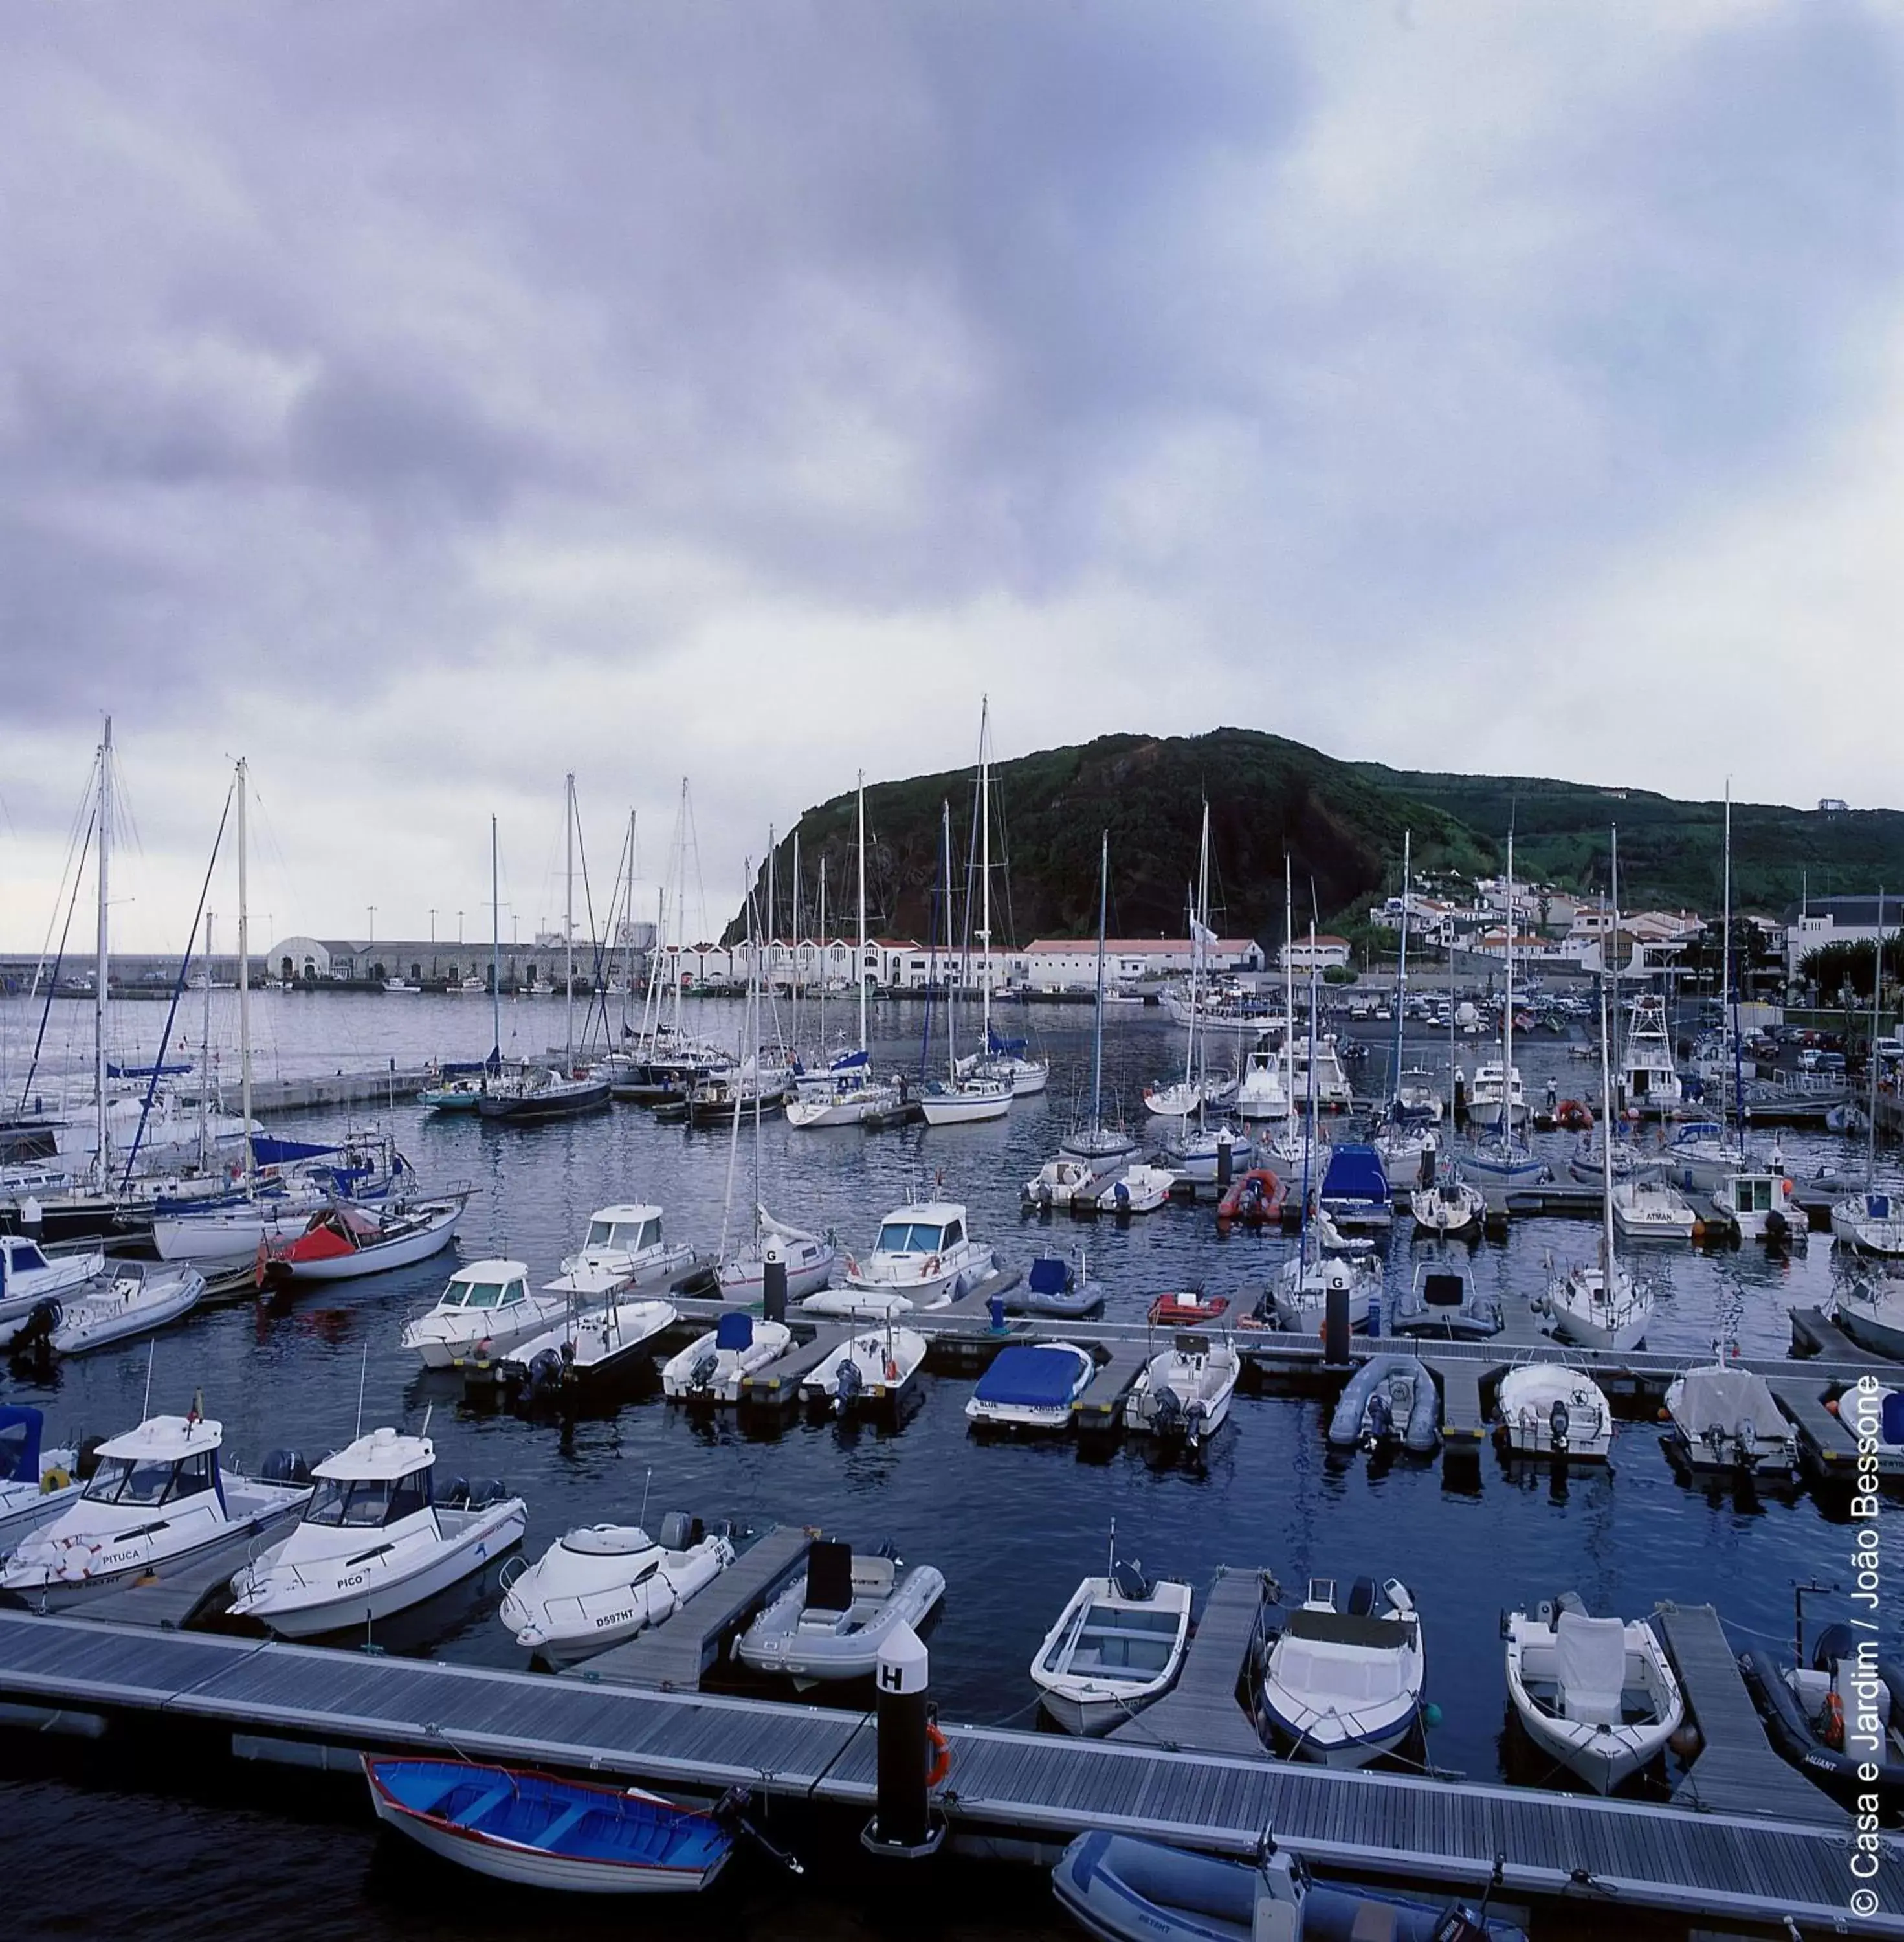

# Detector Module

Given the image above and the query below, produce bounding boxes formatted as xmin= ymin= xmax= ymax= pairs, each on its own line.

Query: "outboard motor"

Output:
xmin=1764 ymin=1209 xmax=1788 ymax=1245
xmin=1184 ymin=1398 xmax=1208 ymax=1448
xmin=1153 ymin=1385 xmax=1184 ymax=1434
xmin=1364 ymin=1390 xmax=1395 ymax=1449
xmin=1113 ymin=1182 xmax=1131 ymax=1210
xmin=1736 ymin=1417 xmax=1756 ymax=1468
xmin=6 ymin=1299 xmax=60 ymax=1361
xmin=440 ymin=1477 xmax=472 ymax=1510
xmin=834 ymin=1357 xmax=864 ymax=1408
xmin=1813 ymin=1622 xmax=1857 ymax=1674
xmin=526 ymin=1348 xmax=563 ymax=1396
xmin=658 ymin=1510 xmax=703 ymax=1551
xmin=468 ymin=1478 xmax=508 ymax=1510
xmin=259 ymin=1449 xmax=311 ymax=1486
xmin=1548 ymin=1399 xmax=1571 ymax=1453
xmin=687 ymin=1350 xmax=720 ymax=1392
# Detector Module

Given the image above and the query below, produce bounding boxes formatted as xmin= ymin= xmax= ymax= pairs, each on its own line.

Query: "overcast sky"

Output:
xmin=3 ymin=1 xmax=1898 ymax=952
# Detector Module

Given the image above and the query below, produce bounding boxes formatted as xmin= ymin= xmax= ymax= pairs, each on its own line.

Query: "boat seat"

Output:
xmin=1556 ymin=1613 xmax=1626 ymax=1727
xmin=1028 ymin=1256 xmax=1069 ymax=1296
xmin=850 ymin=1556 xmax=896 ymax=1598
xmin=452 ymin=1784 xmax=514 ymax=1830
xmin=535 ymin=1801 xmax=591 ymax=1853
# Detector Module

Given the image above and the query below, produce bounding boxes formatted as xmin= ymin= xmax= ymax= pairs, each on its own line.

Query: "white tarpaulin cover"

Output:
xmin=1556 ymin=1613 xmax=1627 ymax=1726
xmin=1669 ymin=1365 xmax=1780 ymax=1438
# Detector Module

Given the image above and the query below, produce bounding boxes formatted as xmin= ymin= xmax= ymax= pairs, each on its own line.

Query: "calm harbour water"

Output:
xmin=1 ymin=988 xmax=1898 ymax=1939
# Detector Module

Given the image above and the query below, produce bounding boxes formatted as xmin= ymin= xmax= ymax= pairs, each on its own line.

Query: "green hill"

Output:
xmin=726 ymin=730 xmax=1904 ymax=949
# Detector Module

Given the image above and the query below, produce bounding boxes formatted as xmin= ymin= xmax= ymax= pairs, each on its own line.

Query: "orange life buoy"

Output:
xmin=925 ymin=1721 xmax=951 ymax=1788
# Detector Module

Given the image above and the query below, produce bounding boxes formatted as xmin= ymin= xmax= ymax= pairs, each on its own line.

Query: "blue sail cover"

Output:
xmin=973 ymin=1346 xmax=1085 ymax=1408
xmin=252 ymin=1135 xmax=342 ymax=1166
xmin=987 ymin=1031 xmax=1028 ymax=1056
xmin=107 ymin=1060 xmax=192 ymax=1079
xmin=1320 ymin=1143 xmax=1389 ymax=1206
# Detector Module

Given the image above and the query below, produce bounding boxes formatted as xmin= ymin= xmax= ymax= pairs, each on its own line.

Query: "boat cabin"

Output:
xmin=82 ymin=1415 xmax=224 ymax=1512
xmin=872 ymin=1203 xmax=968 ymax=1258
xmin=0 ymin=1237 xmax=60 ymax=1286
xmin=301 ymin=1429 xmax=434 ymax=1529
xmin=434 ymin=1260 xmax=532 ymax=1314
xmin=0 ymin=1407 xmax=47 ymax=1488
xmin=577 ymin=1206 xmax=664 ymax=1256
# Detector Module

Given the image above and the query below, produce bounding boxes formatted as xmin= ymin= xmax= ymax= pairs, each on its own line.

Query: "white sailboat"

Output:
xmin=966 ymin=697 xmax=1049 ymax=1097
xmin=920 ymin=799 xmax=1012 ymax=1126
xmin=1832 ymin=893 xmax=1904 ymax=1255
xmin=1058 ymin=834 xmax=1137 ymax=1165
xmin=1465 ymin=831 xmax=1545 ymax=1205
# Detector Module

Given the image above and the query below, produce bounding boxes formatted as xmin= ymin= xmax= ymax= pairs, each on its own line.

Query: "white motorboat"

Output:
xmin=1494 ymin=1363 xmax=1614 ymax=1460
xmin=1544 ymin=1262 xmax=1651 ymax=1353
xmin=1393 ymin=1068 xmax=1445 ymax=1125
xmin=400 ymin=1260 xmax=568 ymax=1369
xmin=260 ymin=1196 xmax=465 ymax=1286
xmin=1664 ymin=1362 xmax=1799 ymax=1477
xmin=0 ymin=1407 xmax=82 ymax=1557
xmin=1410 ymin=1175 xmax=1485 ymax=1238
xmin=735 ymin=1538 xmax=946 ymax=1686
xmin=0 ymin=1235 xmax=105 ymax=1329
xmin=965 ymin=1342 xmax=1096 ymax=1431
xmin=1710 ymin=1169 xmax=1804 ymax=1245
xmin=16 ymin=1262 xmax=207 ymax=1357
xmin=1030 ymin=1557 xmax=1193 ymax=1736
xmin=841 ymin=1201 xmax=995 ymax=1308
xmin=1095 ymin=1165 xmax=1175 ymax=1215
xmin=1832 ymin=1277 xmax=1904 ymax=1361
xmin=498 ymin=1512 xmax=735 ymax=1664
xmin=1287 ymin=1036 xmax=1355 ymax=1112
xmin=1832 ymin=1189 xmax=1904 ymax=1257
xmin=1 ymin=1412 xmax=310 ymax=1608
xmin=502 ymin=1297 xmax=678 ymax=1398
xmin=1234 ymin=1042 xmax=1291 ymax=1122
xmin=549 ymin=1204 xmax=699 ymax=1301
xmin=1505 ymin=1597 xmax=1685 ymax=1793
xmin=1611 ymin=1177 xmax=1699 ymax=1242
xmin=229 ymin=1427 xmax=524 ymax=1636
xmin=716 ymin=1207 xmax=837 ymax=1302
xmin=800 ymin=1325 xmax=927 ymax=1414
xmin=1616 ymin=995 xmax=1685 ymax=1117
xmin=1125 ymin=1340 xmax=1239 ymax=1446
xmin=1267 ymin=1252 xmax=1377 ymax=1334
xmin=1466 ymin=1059 xmax=1527 ymax=1130
xmin=1023 ymin=1155 xmax=1109 ymax=1211
xmin=659 ymin=1311 xmax=792 ymax=1403
xmin=1258 ymin=1576 xmax=1425 ymax=1768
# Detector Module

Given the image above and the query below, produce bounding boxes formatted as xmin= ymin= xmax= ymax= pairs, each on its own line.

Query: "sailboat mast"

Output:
xmin=1720 ymin=781 xmax=1732 ymax=1153
xmin=817 ymin=858 xmax=827 ymax=1049
xmin=1391 ymin=832 xmax=1410 ymax=1111
xmin=564 ymin=771 xmax=576 ymax=1068
xmin=199 ymin=910 xmax=213 ymax=1167
xmin=1501 ymin=831 xmax=1515 ymax=1142
xmin=237 ymin=755 xmax=252 ymax=1187
xmin=623 ymin=809 xmax=637 ymax=1037
xmin=942 ymin=799 xmax=956 ymax=1078
xmin=767 ymin=824 xmax=777 ymax=1009
xmin=856 ymin=772 xmax=868 ymax=1055
xmin=1283 ymin=855 xmax=1295 ymax=1108
xmin=790 ymin=829 xmax=801 ymax=1048
xmin=1610 ymin=825 xmax=1622 ymax=1100
xmin=1090 ymin=832 xmax=1108 ymax=1132
xmin=491 ymin=815 xmax=502 ymax=1065
xmin=94 ymin=717 xmax=112 ymax=1185
xmin=1598 ymin=942 xmax=1616 ymax=1278
xmin=1868 ymin=890 xmax=1886 ymax=1187
xmin=979 ymin=697 xmax=992 ymax=1051
xmin=1184 ymin=801 xmax=1208 ymax=1095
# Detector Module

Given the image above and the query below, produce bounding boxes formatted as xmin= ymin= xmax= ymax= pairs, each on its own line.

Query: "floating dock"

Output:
xmin=0 ymin=1607 xmax=1893 ymax=1930
xmin=1110 ymin=1564 xmax=1267 ymax=1757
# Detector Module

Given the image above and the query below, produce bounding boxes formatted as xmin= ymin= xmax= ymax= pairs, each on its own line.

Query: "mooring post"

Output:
xmin=762 ymin=1234 xmax=788 ymax=1325
xmin=1323 ymin=1277 xmax=1351 ymax=1366
xmin=1215 ymin=1125 xmax=1234 ymax=1190
xmin=861 ymin=1620 xmax=942 ymax=1858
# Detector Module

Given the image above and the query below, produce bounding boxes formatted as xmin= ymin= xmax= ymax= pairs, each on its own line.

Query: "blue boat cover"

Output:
xmin=252 ymin=1135 xmax=341 ymax=1166
xmin=715 ymin=1311 xmax=753 ymax=1350
xmin=107 ymin=1060 xmax=192 ymax=1079
xmin=828 ymin=1049 xmax=869 ymax=1073
xmin=988 ymin=1031 xmax=1028 ymax=1056
xmin=1028 ymin=1255 xmax=1070 ymax=1297
xmin=974 ymin=1346 xmax=1085 ymax=1407
xmin=0 ymin=1407 xmax=45 ymax=1486
xmin=1885 ymin=1392 xmax=1904 ymax=1448
xmin=1320 ymin=1143 xmax=1389 ymax=1203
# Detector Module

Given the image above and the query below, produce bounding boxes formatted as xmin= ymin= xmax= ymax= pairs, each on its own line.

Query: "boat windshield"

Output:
xmin=83 ymin=1450 xmax=216 ymax=1507
xmin=876 ymin=1222 xmax=946 ymax=1255
xmin=10 ymin=1244 xmax=51 ymax=1273
xmin=304 ymin=1471 xmax=431 ymax=1527
xmin=444 ymin=1278 xmax=519 ymax=1310
xmin=587 ymin=1219 xmax=659 ymax=1253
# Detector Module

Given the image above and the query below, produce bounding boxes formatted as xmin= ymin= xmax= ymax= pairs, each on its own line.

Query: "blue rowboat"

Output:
xmin=363 ymin=1756 xmax=733 ymax=1893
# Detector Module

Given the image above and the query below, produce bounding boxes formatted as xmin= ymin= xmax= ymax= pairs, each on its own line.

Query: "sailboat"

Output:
xmin=1260 ymin=860 xmax=1323 ymax=1182
xmin=920 ymin=798 xmax=1012 ymax=1126
xmin=480 ymin=776 xmax=611 ymax=1121
xmin=1145 ymin=804 xmax=1237 ymax=1119
xmin=1832 ymin=893 xmax=1904 ymax=1255
xmin=1545 ymin=940 xmax=1652 ymax=1352
xmin=964 ymin=698 xmax=1050 ymax=1097
xmin=1464 ymin=831 xmax=1545 ymax=1209
xmin=787 ymin=774 xmax=900 ymax=1128
xmin=1373 ymin=834 xmax=1435 ymax=1176
xmin=1058 ymin=834 xmax=1136 ymax=1165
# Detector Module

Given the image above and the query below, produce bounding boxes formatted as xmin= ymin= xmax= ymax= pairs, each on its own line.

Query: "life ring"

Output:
xmin=1555 ymin=1099 xmax=1593 ymax=1132
xmin=39 ymin=1467 xmax=71 ymax=1494
xmin=925 ymin=1721 xmax=952 ymax=1788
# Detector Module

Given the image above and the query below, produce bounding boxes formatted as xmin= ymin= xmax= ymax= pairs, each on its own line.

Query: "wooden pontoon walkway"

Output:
xmin=0 ymin=1609 xmax=1894 ymax=1929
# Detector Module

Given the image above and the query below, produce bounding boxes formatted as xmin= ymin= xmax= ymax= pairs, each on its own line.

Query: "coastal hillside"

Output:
xmin=727 ymin=730 xmax=1904 ymax=948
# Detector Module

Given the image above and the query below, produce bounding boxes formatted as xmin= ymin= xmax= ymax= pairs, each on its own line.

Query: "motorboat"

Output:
xmin=401 ymin=1260 xmax=569 ymax=1369
xmin=840 ymin=1201 xmax=995 ymax=1308
xmin=1023 ymin=1155 xmax=1110 ymax=1212
xmin=1010 ymin=1253 xmax=1104 ymax=1318
xmin=735 ymin=1538 xmax=944 ymax=1686
xmin=1 ymin=1412 xmax=310 ymax=1608
xmin=1409 ymin=1174 xmax=1485 ymax=1240
xmin=1287 ymin=1035 xmax=1355 ymax=1112
xmin=1832 ymin=1189 xmax=1904 ymax=1257
xmin=1327 ymin=1356 xmax=1441 ymax=1455
xmin=799 ymin=1285 xmax=922 ymax=1322
xmin=965 ymin=1343 xmax=1096 ymax=1431
xmin=1266 ymin=1252 xmax=1377 ymax=1335
xmin=1257 ymin=1575 xmax=1425 ymax=1767
xmin=1832 ymin=1277 xmax=1904 ymax=1361
xmin=498 ymin=1512 xmax=735 ymax=1664
xmin=1030 ymin=1555 xmax=1192 ymax=1736
xmin=1215 ymin=1168 xmax=1286 ymax=1227
xmin=1232 ymin=1042 xmax=1290 ymax=1122
xmin=228 ymin=1427 xmax=526 ymax=1636
xmin=551 ymin=1204 xmax=700 ymax=1302
xmin=0 ymin=1235 xmax=105 ymax=1330
xmin=1052 ymin=1830 xmax=1527 ymax=1942
xmin=1389 ymin=1264 xmax=1501 ymax=1341
xmin=1503 ymin=1595 xmax=1685 ymax=1794
xmin=260 ymin=1195 xmax=466 ymax=1286
xmin=1740 ymin=1620 xmax=1904 ymax=1817
xmin=5 ymin=1261 xmax=207 ymax=1357
xmin=1315 ymin=1144 xmax=1391 ymax=1231
xmin=1663 ymin=1361 xmax=1799 ymax=1477
xmin=716 ymin=1207 xmax=837 ymax=1302
xmin=476 ymin=1067 xmax=613 ymax=1121
xmin=1544 ymin=1260 xmax=1651 ymax=1354
xmin=660 ymin=1311 xmax=792 ymax=1403
xmin=1616 ymin=994 xmax=1684 ymax=1117
xmin=800 ymin=1325 xmax=927 ymax=1414
xmin=500 ymin=1297 xmax=678 ymax=1401
xmin=1095 ymin=1165 xmax=1175 ymax=1215
xmin=0 ymin=1407 xmax=81 ymax=1557
xmin=1125 ymin=1339 xmax=1239 ymax=1446
xmin=1709 ymin=1168 xmax=1804 ymax=1245
xmin=363 ymin=1756 xmax=734 ymax=1893
xmin=1611 ymin=1177 xmax=1698 ymax=1242
xmin=1493 ymin=1363 xmax=1613 ymax=1460
xmin=1392 ymin=1068 xmax=1445 ymax=1125
xmin=1465 ymin=1059 xmax=1527 ymax=1130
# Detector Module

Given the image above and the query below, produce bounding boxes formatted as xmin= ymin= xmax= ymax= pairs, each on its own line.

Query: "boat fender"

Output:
xmin=39 ymin=1466 xmax=71 ymax=1494
xmin=925 ymin=1720 xmax=951 ymax=1789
